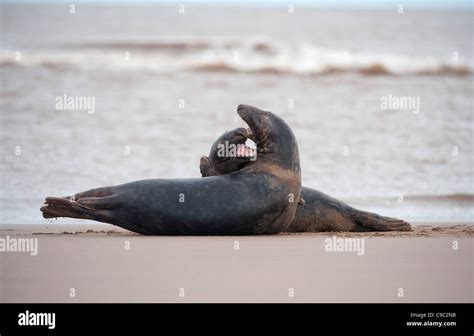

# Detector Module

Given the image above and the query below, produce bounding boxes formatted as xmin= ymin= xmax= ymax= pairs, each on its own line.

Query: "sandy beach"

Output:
xmin=1 ymin=223 xmax=471 ymax=303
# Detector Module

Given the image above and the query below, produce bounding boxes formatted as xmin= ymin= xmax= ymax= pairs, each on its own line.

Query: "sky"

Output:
xmin=1 ymin=0 xmax=473 ymax=10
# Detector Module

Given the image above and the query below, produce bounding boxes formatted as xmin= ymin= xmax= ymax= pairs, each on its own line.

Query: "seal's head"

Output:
xmin=201 ymin=104 xmax=301 ymax=177
xmin=202 ymin=127 xmax=256 ymax=176
xmin=237 ymin=104 xmax=300 ymax=172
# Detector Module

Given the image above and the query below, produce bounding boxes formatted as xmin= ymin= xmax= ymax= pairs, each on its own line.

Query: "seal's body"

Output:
xmin=41 ymin=105 xmax=302 ymax=235
xmin=288 ymin=187 xmax=411 ymax=232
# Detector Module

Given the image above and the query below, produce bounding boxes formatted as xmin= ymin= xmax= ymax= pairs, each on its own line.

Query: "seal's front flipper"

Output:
xmin=200 ymin=156 xmax=216 ymax=177
xmin=298 ymin=197 xmax=305 ymax=206
xmin=353 ymin=210 xmax=412 ymax=232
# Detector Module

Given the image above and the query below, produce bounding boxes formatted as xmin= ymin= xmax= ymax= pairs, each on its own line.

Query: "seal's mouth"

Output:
xmin=215 ymin=127 xmax=256 ymax=161
xmin=236 ymin=139 xmax=256 ymax=158
xmin=234 ymin=127 xmax=256 ymax=159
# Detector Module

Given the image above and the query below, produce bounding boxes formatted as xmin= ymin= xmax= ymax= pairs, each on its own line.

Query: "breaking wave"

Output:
xmin=2 ymin=37 xmax=471 ymax=76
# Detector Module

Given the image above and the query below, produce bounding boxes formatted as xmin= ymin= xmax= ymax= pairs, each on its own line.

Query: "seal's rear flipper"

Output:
xmin=353 ymin=210 xmax=412 ymax=232
xmin=41 ymin=197 xmax=92 ymax=220
xmin=41 ymin=195 xmax=118 ymax=221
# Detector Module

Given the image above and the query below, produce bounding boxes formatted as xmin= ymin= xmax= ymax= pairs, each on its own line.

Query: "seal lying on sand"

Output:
xmin=41 ymin=105 xmax=301 ymax=235
xmin=200 ymin=128 xmax=411 ymax=232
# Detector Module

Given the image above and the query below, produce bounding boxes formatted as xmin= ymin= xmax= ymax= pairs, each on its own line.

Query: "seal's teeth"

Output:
xmin=245 ymin=138 xmax=257 ymax=149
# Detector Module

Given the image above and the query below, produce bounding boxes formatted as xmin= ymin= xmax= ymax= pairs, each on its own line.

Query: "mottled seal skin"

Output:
xmin=201 ymin=128 xmax=411 ymax=232
xmin=41 ymin=105 xmax=301 ymax=235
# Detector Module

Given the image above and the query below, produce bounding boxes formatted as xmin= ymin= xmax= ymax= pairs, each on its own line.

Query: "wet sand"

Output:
xmin=0 ymin=224 xmax=472 ymax=303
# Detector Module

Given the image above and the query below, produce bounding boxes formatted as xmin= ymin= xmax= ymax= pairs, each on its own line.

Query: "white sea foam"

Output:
xmin=1 ymin=37 xmax=471 ymax=76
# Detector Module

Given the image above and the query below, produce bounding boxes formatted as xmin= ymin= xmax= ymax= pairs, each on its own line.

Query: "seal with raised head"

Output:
xmin=40 ymin=105 xmax=302 ymax=235
xmin=200 ymin=128 xmax=411 ymax=232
